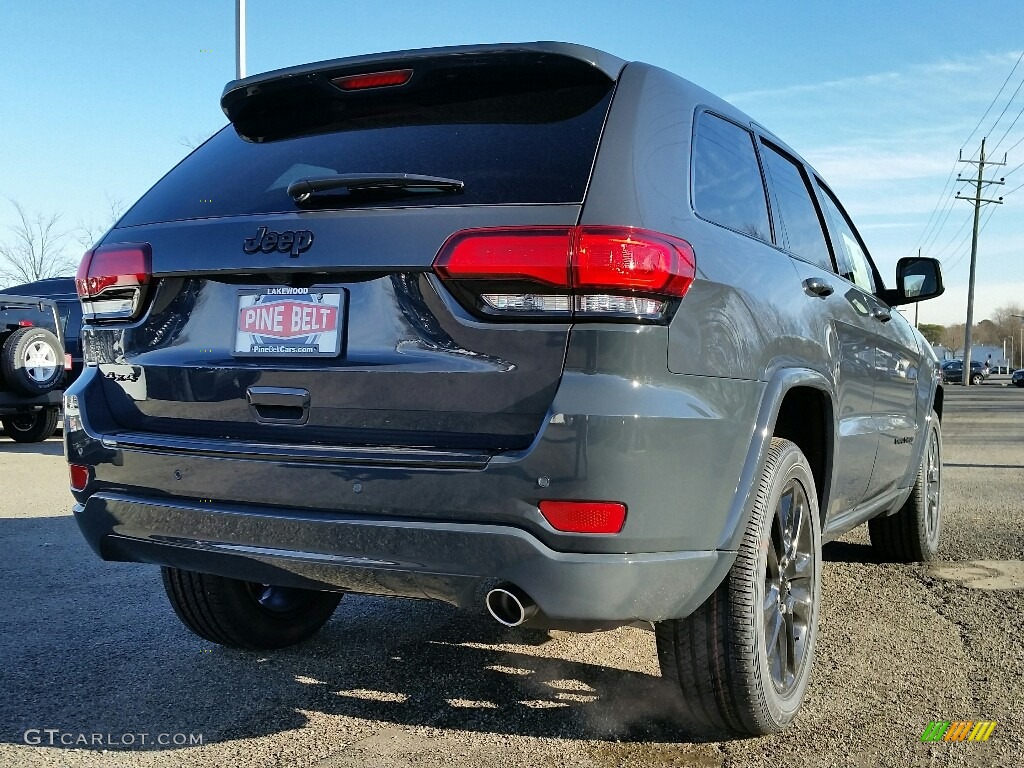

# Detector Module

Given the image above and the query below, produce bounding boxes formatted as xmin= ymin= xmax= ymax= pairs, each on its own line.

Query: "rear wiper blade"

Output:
xmin=287 ymin=173 xmax=464 ymax=202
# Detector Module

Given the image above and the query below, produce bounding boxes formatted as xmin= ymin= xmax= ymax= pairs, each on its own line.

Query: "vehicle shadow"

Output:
xmin=0 ymin=515 xmax=721 ymax=752
xmin=821 ymin=540 xmax=882 ymax=564
xmin=0 ymin=438 xmax=64 ymax=456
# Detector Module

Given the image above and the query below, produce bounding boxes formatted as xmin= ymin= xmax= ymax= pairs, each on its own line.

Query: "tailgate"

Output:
xmin=83 ymin=46 xmax=618 ymax=452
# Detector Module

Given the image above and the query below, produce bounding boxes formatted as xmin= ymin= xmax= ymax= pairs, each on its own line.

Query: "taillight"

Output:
xmin=76 ymin=243 xmax=152 ymax=321
xmin=433 ymin=226 xmax=695 ymax=321
xmin=69 ymin=464 xmax=90 ymax=492
xmin=17 ymin=319 xmax=33 ymax=327
xmin=539 ymin=500 xmax=627 ymax=534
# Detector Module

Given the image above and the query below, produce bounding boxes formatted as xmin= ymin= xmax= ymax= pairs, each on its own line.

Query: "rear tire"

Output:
xmin=1 ymin=327 xmax=63 ymax=395
xmin=655 ymin=438 xmax=821 ymax=736
xmin=869 ymin=411 xmax=942 ymax=562
xmin=970 ymin=373 xmax=983 ymax=386
xmin=161 ymin=567 xmax=342 ymax=649
xmin=1 ymin=409 xmax=59 ymax=443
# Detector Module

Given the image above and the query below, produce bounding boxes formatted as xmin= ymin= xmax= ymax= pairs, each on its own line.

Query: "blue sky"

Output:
xmin=2 ymin=1 xmax=1023 ymax=325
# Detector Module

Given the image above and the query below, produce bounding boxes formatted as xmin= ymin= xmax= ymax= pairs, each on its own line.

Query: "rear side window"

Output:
xmin=120 ymin=63 xmax=614 ymax=227
xmin=815 ymin=181 xmax=877 ymax=293
xmin=759 ymin=142 xmax=833 ymax=271
xmin=692 ymin=112 xmax=771 ymax=241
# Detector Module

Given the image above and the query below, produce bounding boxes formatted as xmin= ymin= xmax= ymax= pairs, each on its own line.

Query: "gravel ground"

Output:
xmin=0 ymin=384 xmax=1021 ymax=768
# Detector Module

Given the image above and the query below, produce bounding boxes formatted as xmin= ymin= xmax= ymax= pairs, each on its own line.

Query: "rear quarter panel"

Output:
xmin=581 ymin=62 xmax=832 ymax=385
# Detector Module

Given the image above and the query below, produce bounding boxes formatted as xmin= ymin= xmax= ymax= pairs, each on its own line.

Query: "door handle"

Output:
xmin=871 ymin=307 xmax=892 ymax=323
xmin=246 ymin=386 xmax=310 ymax=425
xmin=802 ymin=277 xmax=834 ymax=297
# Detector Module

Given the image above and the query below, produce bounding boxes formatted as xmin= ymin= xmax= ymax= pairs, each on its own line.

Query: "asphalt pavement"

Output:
xmin=0 ymin=383 xmax=1021 ymax=768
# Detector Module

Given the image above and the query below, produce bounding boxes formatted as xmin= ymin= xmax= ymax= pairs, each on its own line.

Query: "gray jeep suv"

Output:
xmin=66 ymin=42 xmax=944 ymax=736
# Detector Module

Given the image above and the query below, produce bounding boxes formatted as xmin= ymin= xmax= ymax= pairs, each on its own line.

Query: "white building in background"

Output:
xmin=953 ymin=344 xmax=1006 ymax=368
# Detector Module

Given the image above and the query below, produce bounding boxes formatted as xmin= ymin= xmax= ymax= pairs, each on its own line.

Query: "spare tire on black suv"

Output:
xmin=0 ymin=294 xmax=66 ymax=443
xmin=2 ymin=325 xmax=63 ymax=395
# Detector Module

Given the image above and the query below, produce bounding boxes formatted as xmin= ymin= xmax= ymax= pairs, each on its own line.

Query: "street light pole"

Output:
xmin=1013 ymin=315 xmax=1024 ymax=370
xmin=235 ymin=0 xmax=247 ymax=80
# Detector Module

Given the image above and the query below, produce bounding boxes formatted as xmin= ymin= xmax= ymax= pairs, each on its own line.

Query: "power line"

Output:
xmin=919 ymin=193 xmax=963 ymax=254
xmin=942 ymin=205 xmax=998 ymax=273
xmin=1002 ymin=131 xmax=1024 ymax=157
xmin=962 ymin=50 xmax=1024 ymax=152
xmin=1003 ymin=178 xmax=1024 ymax=197
xmin=989 ymin=101 xmax=1024 ymax=153
xmin=984 ymin=67 xmax=1024 ymax=143
xmin=1001 ymin=158 xmax=1024 ymax=178
xmin=909 ymin=166 xmax=961 ymax=256
xmin=910 ymin=51 xmax=1024 ymax=255
xmin=931 ymin=212 xmax=974 ymax=261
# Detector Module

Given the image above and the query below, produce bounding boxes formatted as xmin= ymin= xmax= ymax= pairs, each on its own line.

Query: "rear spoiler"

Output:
xmin=220 ymin=42 xmax=625 ymax=138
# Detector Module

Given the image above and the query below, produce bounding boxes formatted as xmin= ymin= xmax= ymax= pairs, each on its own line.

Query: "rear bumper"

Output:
xmin=75 ymin=493 xmax=732 ymax=623
xmin=0 ymin=389 xmax=62 ymax=415
xmin=65 ymin=326 xmax=764 ymax=623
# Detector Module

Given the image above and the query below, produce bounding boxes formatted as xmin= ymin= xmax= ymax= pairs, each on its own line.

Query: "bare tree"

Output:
xmin=941 ymin=323 xmax=965 ymax=354
xmin=179 ymin=130 xmax=217 ymax=151
xmin=991 ymin=303 xmax=1024 ymax=331
xmin=0 ymin=201 xmax=75 ymax=286
xmin=75 ymin=193 xmax=126 ymax=250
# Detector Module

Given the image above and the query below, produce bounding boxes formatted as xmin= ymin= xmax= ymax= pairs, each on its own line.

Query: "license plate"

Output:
xmin=233 ymin=288 xmax=345 ymax=357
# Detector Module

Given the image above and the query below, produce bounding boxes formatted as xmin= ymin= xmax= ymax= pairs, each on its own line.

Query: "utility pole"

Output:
xmin=914 ymin=248 xmax=921 ymax=328
xmin=1013 ymin=315 xmax=1024 ymax=370
xmin=235 ymin=0 xmax=247 ymax=80
xmin=955 ymin=137 xmax=1005 ymax=385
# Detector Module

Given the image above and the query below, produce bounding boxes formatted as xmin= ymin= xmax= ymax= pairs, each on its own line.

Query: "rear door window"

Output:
xmin=120 ymin=65 xmax=615 ymax=227
xmin=692 ymin=112 xmax=771 ymax=242
xmin=759 ymin=142 xmax=834 ymax=271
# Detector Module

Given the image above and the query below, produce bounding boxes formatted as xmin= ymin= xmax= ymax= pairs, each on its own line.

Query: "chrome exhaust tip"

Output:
xmin=485 ymin=585 xmax=538 ymax=627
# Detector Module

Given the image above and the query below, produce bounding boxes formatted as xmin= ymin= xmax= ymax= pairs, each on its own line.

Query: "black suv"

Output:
xmin=940 ymin=359 xmax=986 ymax=385
xmin=67 ymin=42 xmax=945 ymax=736
xmin=2 ymin=278 xmax=83 ymax=385
xmin=0 ymin=293 xmax=66 ymax=441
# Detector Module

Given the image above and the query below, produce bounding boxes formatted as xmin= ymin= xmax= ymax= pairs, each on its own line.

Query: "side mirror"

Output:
xmin=880 ymin=257 xmax=944 ymax=307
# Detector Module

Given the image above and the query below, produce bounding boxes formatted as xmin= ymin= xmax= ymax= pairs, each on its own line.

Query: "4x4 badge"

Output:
xmin=243 ymin=226 xmax=314 ymax=258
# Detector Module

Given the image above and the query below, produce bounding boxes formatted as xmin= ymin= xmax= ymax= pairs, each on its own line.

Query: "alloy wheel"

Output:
xmin=23 ymin=340 xmax=58 ymax=383
xmin=763 ymin=477 xmax=815 ymax=695
xmin=924 ymin=428 xmax=941 ymax=542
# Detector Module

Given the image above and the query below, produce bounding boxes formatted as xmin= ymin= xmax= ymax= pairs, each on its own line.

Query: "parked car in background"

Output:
xmin=989 ymin=365 xmax=1011 ymax=375
xmin=0 ymin=293 xmax=66 ymax=441
xmin=66 ymin=41 xmax=946 ymax=737
xmin=2 ymin=278 xmax=83 ymax=385
xmin=1012 ymin=369 xmax=1024 ymax=387
xmin=941 ymin=359 xmax=986 ymax=385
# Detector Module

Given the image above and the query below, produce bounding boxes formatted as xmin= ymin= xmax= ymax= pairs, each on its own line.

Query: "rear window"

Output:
xmin=120 ymin=63 xmax=615 ymax=227
xmin=692 ymin=112 xmax=771 ymax=241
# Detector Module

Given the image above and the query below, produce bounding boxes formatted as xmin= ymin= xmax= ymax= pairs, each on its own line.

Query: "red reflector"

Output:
xmin=76 ymin=243 xmax=151 ymax=299
xmin=434 ymin=227 xmax=573 ymax=287
xmin=64 ymin=353 xmax=73 ymax=371
xmin=539 ymin=500 xmax=627 ymax=534
xmin=331 ymin=69 xmax=413 ymax=91
xmin=574 ymin=227 xmax=695 ymax=297
xmin=17 ymin=319 xmax=33 ymax=327
xmin=69 ymin=464 xmax=90 ymax=492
